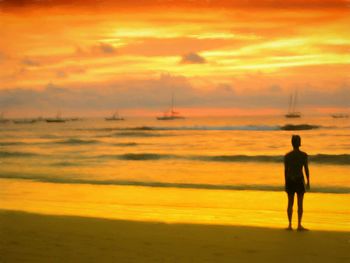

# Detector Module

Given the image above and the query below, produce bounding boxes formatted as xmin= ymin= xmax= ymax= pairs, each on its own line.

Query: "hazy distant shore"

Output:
xmin=1 ymin=210 xmax=349 ymax=263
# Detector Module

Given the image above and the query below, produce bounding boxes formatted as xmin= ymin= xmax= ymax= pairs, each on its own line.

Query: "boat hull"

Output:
xmin=46 ymin=119 xmax=66 ymax=123
xmin=105 ymin=118 xmax=124 ymax=121
xmin=157 ymin=116 xmax=185 ymax=120
xmin=331 ymin=114 xmax=349 ymax=119
xmin=281 ymin=124 xmax=319 ymax=130
xmin=14 ymin=120 xmax=37 ymax=124
xmin=285 ymin=113 xmax=301 ymax=118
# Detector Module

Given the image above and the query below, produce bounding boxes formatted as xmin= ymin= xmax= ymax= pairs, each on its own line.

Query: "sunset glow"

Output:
xmin=1 ymin=0 xmax=350 ymax=116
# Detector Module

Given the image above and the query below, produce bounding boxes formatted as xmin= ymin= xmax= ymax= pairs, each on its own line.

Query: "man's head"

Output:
xmin=291 ymin=135 xmax=301 ymax=148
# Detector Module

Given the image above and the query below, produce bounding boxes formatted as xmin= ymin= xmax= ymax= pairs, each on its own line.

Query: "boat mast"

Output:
xmin=288 ymin=94 xmax=293 ymax=113
xmin=293 ymin=90 xmax=298 ymax=113
xmin=171 ymin=93 xmax=174 ymax=116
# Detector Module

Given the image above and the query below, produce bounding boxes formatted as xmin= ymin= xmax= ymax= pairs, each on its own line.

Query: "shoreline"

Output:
xmin=1 ymin=210 xmax=350 ymax=262
xmin=1 ymin=178 xmax=350 ymax=232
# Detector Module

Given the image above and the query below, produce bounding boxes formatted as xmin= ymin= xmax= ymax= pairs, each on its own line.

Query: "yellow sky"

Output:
xmin=0 ymin=0 xmax=350 ymax=115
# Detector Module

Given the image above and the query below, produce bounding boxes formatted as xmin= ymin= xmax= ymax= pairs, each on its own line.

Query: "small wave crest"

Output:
xmin=96 ymin=153 xmax=350 ymax=165
xmin=0 ymin=141 xmax=26 ymax=146
xmin=79 ymin=125 xmax=281 ymax=132
xmin=51 ymin=161 xmax=81 ymax=167
xmin=113 ymin=142 xmax=138 ymax=147
xmin=54 ymin=138 xmax=99 ymax=145
xmin=40 ymin=134 xmax=61 ymax=139
xmin=112 ymin=132 xmax=169 ymax=137
xmin=124 ymin=125 xmax=280 ymax=131
xmin=101 ymin=153 xmax=176 ymax=161
xmin=193 ymin=155 xmax=283 ymax=163
xmin=0 ymin=151 xmax=38 ymax=158
xmin=311 ymin=154 xmax=350 ymax=165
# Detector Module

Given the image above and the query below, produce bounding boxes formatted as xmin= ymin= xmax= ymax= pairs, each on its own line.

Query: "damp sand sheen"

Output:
xmin=0 ymin=116 xmax=349 ymax=262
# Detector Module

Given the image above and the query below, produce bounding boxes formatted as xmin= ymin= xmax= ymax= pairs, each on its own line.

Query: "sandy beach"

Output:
xmin=1 ymin=210 xmax=349 ymax=263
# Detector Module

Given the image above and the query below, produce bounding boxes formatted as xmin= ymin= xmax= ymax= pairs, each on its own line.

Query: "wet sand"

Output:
xmin=1 ymin=210 xmax=349 ymax=262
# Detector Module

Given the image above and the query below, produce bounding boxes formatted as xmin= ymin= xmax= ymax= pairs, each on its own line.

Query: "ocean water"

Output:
xmin=1 ymin=116 xmax=349 ymax=230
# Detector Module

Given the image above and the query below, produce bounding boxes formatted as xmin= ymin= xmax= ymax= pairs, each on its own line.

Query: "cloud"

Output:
xmin=1 ymin=75 xmax=349 ymax=114
xmin=74 ymin=43 xmax=117 ymax=57
xmin=268 ymin=85 xmax=282 ymax=92
xmin=92 ymin=43 xmax=117 ymax=55
xmin=1 ymin=1 xmax=349 ymax=10
xmin=0 ymin=75 xmax=195 ymax=111
xmin=118 ymin=37 xmax=247 ymax=57
xmin=180 ymin=52 xmax=206 ymax=64
xmin=21 ymin=58 xmax=40 ymax=67
xmin=0 ymin=52 xmax=5 ymax=62
xmin=319 ymin=44 xmax=350 ymax=54
xmin=56 ymin=70 xmax=67 ymax=78
xmin=216 ymin=83 xmax=235 ymax=93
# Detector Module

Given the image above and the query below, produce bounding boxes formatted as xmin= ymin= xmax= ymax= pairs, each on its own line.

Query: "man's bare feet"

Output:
xmin=297 ymin=226 xmax=309 ymax=231
xmin=286 ymin=225 xmax=293 ymax=231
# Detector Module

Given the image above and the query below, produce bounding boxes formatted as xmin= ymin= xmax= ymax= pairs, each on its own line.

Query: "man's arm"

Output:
xmin=284 ymin=156 xmax=288 ymax=191
xmin=304 ymin=154 xmax=310 ymax=190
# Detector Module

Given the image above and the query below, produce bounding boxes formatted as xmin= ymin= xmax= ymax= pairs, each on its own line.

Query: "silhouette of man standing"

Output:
xmin=284 ymin=135 xmax=310 ymax=231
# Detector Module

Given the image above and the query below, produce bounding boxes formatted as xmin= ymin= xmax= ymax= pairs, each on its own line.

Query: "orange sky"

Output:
xmin=0 ymin=0 xmax=350 ymax=116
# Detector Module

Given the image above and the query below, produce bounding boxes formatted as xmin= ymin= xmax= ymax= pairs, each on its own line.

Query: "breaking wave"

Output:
xmin=113 ymin=142 xmax=138 ymax=147
xmin=51 ymin=161 xmax=82 ymax=167
xmin=54 ymin=138 xmax=99 ymax=145
xmin=0 ymin=141 xmax=27 ymax=146
xmin=0 ymin=150 xmax=39 ymax=158
xmin=128 ymin=125 xmax=281 ymax=131
xmin=1 ymin=148 xmax=349 ymax=165
xmin=0 ymin=174 xmax=349 ymax=194
xmin=111 ymin=132 xmax=170 ymax=137
xmin=114 ymin=125 xmax=281 ymax=131
xmin=101 ymin=153 xmax=177 ymax=160
xmin=78 ymin=125 xmax=285 ymax=132
xmin=96 ymin=153 xmax=350 ymax=165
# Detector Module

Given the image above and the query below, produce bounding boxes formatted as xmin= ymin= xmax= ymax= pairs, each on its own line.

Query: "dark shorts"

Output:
xmin=285 ymin=177 xmax=305 ymax=194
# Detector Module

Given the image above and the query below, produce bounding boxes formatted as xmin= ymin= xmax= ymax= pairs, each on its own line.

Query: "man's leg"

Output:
xmin=297 ymin=192 xmax=307 ymax=230
xmin=287 ymin=192 xmax=294 ymax=229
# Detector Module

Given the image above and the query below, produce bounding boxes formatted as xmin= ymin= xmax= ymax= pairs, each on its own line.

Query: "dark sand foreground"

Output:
xmin=1 ymin=210 xmax=349 ymax=263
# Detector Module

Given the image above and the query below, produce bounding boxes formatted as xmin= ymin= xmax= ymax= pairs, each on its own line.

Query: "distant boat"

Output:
xmin=331 ymin=113 xmax=349 ymax=119
xmin=285 ymin=91 xmax=301 ymax=118
xmin=280 ymin=124 xmax=319 ymax=131
xmin=68 ymin=117 xmax=83 ymax=121
xmin=14 ymin=119 xmax=37 ymax=124
xmin=157 ymin=94 xmax=185 ymax=120
xmin=46 ymin=112 xmax=66 ymax=123
xmin=105 ymin=111 xmax=124 ymax=121
xmin=285 ymin=112 xmax=301 ymax=118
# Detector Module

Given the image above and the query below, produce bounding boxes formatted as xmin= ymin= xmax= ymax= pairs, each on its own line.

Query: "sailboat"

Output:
xmin=105 ymin=111 xmax=124 ymax=121
xmin=331 ymin=113 xmax=349 ymax=119
xmin=13 ymin=118 xmax=37 ymax=124
xmin=285 ymin=91 xmax=301 ymax=118
xmin=46 ymin=112 xmax=66 ymax=123
xmin=157 ymin=94 xmax=185 ymax=120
